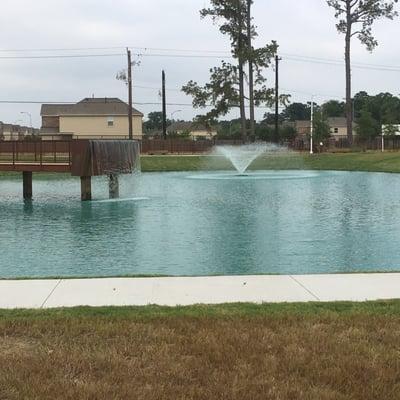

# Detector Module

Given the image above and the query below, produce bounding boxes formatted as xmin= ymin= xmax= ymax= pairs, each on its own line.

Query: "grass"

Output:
xmin=0 ymin=171 xmax=71 ymax=180
xmin=1 ymin=301 xmax=400 ymax=400
xmin=2 ymin=153 xmax=400 ymax=399
xmin=141 ymin=151 xmax=400 ymax=173
xmin=3 ymin=270 xmax=400 ymax=280
xmin=1 ymin=151 xmax=400 ymax=177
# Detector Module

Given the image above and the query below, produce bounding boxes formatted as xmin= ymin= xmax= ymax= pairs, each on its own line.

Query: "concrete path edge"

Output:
xmin=0 ymin=273 xmax=399 ymax=309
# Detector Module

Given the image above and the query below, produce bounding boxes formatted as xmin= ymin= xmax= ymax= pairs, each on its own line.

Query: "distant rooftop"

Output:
xmin=41 ymin=98 xmax=143 ymax=117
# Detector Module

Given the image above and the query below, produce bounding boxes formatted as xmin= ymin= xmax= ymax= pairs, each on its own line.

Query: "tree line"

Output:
xmin=145 ymin=91 xmax=400 ymax=142
xmin=181 ymin=0 xmax=398 ymax=143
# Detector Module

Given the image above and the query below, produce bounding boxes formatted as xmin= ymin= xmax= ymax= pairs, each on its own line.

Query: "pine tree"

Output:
xmin=183 ymin=0 xmax=286 ymax=141
xmin=327 ymin=0 xmax=398 ymax=143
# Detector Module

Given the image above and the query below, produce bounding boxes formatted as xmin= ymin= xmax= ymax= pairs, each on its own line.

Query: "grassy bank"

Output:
xmin=1 ymin=152 xmax=400 ymax=177
xmin=142 ymin=151 xmax=400 ymax=173
xmin=1 ymin=301 xmax=399 ymax=400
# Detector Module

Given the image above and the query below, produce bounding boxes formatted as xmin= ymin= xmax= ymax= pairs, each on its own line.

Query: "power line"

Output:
xmin=282 ymin=52 xmax=400 ymax=68
xmin=1 ymin=50 xmax=399 ymax=72
xmin=0 ymin=46 xmax=126 ymax=53
xmin=0 ymin=99 xmax=283 ymax=109
xmin=0 ymin=43 xmax=399 ymax=71
xmin=0 ymin=45 xmax=230 ymax=54
xmin=132 ymin=53 xmax=229 ymax=59
xmin=281 ymin=53 xmax=400 ymax=72
xmin=0 ymin=53 xmax=124 ymax=60
xmin=0 ymin=52 xmax=227 ymax=60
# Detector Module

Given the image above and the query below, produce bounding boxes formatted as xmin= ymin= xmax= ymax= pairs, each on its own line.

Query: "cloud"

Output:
xmin=0 ymin=0 xmax=399 ymax=126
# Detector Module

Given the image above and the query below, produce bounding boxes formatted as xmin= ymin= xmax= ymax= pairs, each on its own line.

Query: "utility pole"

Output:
xmin=274 ymin=55 xmax=281 ymax=143
xmin=162 ymin=70 xmax=167 ymax=140
xmin=127 ymin=48 xmax=133 ymax=140
xmin=237 ymin=1 xmax=247 ymax=142
xmin=310 ymin=95 xmax=314 ymax=155
xmin=247 ymin=0 xmax=255 ymax=140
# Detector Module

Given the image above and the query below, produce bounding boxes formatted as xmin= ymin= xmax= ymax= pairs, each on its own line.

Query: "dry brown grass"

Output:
xmin=0 ymin=303 xmax=399 ymax=400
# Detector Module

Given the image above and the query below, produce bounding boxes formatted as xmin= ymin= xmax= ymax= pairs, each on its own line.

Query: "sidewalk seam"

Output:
xmin=40 ymin=279 xmax=63 ymax=308
xmin=289 ymin=276 xmax=320 ymax=301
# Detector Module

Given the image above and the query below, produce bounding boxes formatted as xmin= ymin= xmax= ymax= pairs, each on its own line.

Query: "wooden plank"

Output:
xmin=0 ymin=163 xmax=71 ymax=173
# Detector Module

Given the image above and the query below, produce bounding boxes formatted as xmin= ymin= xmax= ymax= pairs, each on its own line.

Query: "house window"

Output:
xmin=107 ymin=117 xmax=114 ymax=127
xmin=334 ymin=128 xmax=339 ymax=134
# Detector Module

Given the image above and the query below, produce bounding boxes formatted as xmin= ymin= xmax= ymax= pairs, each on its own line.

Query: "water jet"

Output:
xmin=215 ymin=143 xmax=283 ymax=174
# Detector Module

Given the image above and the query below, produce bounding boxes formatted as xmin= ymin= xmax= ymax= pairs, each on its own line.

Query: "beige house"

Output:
xmin=167 ymin=121 xmax=217 ymax=140
xmin=328 ymin=117 xmax=357 ymax=138
xmin=0 ymin=122 xmax=37 ymax=141
xmin=295 ymin=117 xmax=356 ymax=140
xmin=40 ymin=98 xmax=143 ymax=140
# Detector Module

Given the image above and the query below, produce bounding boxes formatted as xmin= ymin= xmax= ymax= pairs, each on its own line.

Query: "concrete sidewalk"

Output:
xmin=1 ymin=273 xmax=400 ymax=309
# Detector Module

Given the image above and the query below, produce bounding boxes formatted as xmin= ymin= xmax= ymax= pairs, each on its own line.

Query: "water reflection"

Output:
xmin=1 ymin=170 xmax=400 ymax=278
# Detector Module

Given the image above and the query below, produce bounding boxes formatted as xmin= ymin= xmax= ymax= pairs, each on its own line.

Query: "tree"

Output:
xmin=144 ymin=111 xmax=171 ymax=133
xmin=281 ymin=102 xmax=313 ymax=121
xmin=321 ymin=100 xmax=345 ymax=117
xmin=353 ymin=91 xmax=400 ymax=125
xmin=183 ymin=0 xmax=284 ymax=141
xmin=313 ymin=111 xmax=331 ymax=143
xmin=263 ymin=112 xmax=283 ymax=125
xmin=255 ymin=121 xmax=275 ymax=141
xmin=217 ymin=119 xmax=243 ymax=139
xmin=356 ymin=109 xmax=380 ymax=140
xmin=279 ymin=125 xmax=297 ymax=142
xmin=326 ymin=0 xmax=398 ymax=143
xmin=353 ymin=90 xmax=370 ymax=119
xmin=383 ymin=123 xmax=399 ymax=137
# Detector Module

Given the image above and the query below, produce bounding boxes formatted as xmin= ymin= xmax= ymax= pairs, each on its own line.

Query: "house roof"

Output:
xmin=41 ymin=98 xmax=143 ymax=117
xmin=327 ymin=117 xmax=348 ymax=127
xmin=0 ymin=123 xmax=22 ymax=131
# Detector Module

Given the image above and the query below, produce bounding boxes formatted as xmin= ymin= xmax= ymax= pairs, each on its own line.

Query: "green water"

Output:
xmin=0 ymin=170 xmax=399 ymax=278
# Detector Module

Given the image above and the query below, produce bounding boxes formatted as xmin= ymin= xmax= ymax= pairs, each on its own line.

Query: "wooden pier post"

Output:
xmin=22 ymin=171 xmax=32 ymax=200
xmin=80 ymin=176 xmax=92 ymax=201
xmin=109 ymin=174 xmax=119 ymax=199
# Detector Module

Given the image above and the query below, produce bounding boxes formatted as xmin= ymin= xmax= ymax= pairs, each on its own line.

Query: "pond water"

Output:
xmin=1 ymin=170 xmax=399 ymax=278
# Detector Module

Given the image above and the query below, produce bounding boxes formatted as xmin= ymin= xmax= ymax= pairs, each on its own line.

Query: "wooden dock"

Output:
xmin=0 ymin=140 xmax=139 ymax=200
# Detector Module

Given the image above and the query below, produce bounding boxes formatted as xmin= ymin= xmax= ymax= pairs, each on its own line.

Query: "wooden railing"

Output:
xmin=140 ymin=139 xmax=248 ymax=154
xmin=0 ymin=141 xmax=72 ymax=166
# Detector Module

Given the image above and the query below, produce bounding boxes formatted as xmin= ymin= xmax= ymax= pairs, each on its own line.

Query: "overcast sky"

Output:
xmin=1 ymin=0 xmax=399 ymax=127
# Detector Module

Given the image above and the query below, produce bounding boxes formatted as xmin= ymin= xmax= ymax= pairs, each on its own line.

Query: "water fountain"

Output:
xmin=72 ymin=140 xmax=141 ymax=200
xmin=215 ymin=142 xmax=283 ymax=174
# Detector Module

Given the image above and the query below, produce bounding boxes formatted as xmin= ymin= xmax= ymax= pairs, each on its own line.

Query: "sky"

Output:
xmin=0 ymin=0 xmax=399 ymax=127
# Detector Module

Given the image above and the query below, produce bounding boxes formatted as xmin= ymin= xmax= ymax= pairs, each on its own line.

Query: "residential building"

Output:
xmin=40 ymin=98 xmax=143 ymax=140
xmin=328 ymin=117 xmax=356 ymax=138
xmin=295 ymin=120 xmax=312 ymax=136
xmin=167 ymin=121 xmax=217 ymax=140
xmin=0 ymin=122 xmax=37 ymax=141
xmin=295 ymin=117 xmax=356 ymax=140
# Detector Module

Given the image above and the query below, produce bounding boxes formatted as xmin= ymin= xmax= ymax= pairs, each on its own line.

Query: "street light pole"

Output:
xmin=162 ymin=70 xmax=167 ymax=140
xmin=20 ymin=112 xmax=32 ymax=128
xmin=127 ymin=48 xmax=133 ymax=140
xmin=171 ymin=110 xmax=182 ymax=121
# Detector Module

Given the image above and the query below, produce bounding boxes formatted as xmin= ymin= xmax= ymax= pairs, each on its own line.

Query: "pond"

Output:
xmin=0 ymin=170 xmax=399 ymax=278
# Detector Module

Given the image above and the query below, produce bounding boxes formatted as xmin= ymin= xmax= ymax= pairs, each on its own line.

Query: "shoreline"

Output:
xmin=2 ymin=273 xmax=400 ymax=309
